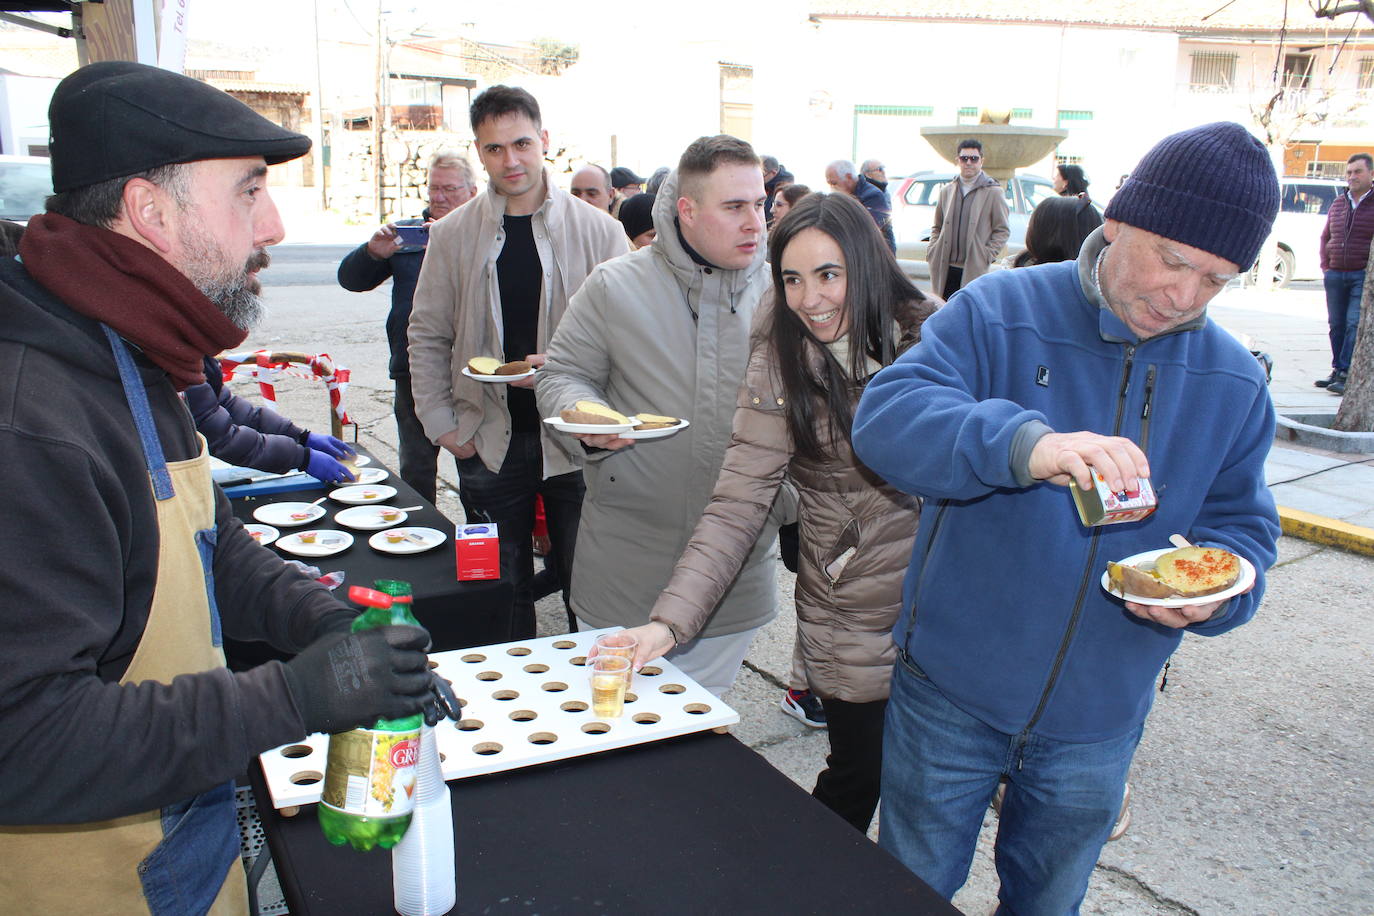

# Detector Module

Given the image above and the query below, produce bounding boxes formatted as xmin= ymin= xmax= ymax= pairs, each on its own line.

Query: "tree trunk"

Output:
xmin=1332 ymin=241 xmax=1374 ymax=431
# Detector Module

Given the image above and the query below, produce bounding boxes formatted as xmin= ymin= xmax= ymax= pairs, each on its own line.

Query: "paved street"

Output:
xmin=250 ymin=249 xmax=1373 ymax=915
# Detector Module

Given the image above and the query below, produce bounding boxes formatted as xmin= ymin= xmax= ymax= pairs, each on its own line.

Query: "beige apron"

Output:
xmin=0 ymin=328 xmax=249 ymax=915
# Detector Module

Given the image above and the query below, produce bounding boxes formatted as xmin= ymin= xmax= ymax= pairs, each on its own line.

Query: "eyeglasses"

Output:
xmin=428 ymin=185 xmax=471 ymax=196
xmin=958 ymin=155 xmax=982 ymax=163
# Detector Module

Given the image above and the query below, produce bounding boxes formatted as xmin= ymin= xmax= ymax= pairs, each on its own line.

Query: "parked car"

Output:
xmin=890 ymin=171 xmax=1064 ymax=266
xmin=1252 ymin=177 xmax=1344 ymax=287
xmin=0 ymin=154 xmax=52 ymax=226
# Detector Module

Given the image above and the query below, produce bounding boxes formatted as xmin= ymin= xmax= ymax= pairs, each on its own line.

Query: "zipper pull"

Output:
xmin=1141 ymin=365 xmax=1157 ymax=420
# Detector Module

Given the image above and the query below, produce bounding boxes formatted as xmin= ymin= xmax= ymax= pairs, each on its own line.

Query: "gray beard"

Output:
xmin=196 ymin=275 xmax=266 ymax=332
xmin=179 ymin=240 xmax=269 ymax=331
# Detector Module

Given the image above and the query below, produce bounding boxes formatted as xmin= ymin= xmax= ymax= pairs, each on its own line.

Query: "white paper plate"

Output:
xmin=252 ymin=502 xmax=325 ymax=527
xmin=462 ymin=366 xmax=536 ymax=383
xmin=621 ymin=417 xmax=690 ymax=441
xmin=368 ymin=527 xmax=448 ymax=555
xmin=349 ymin=454 xmax=372 ymax=467
xmin=277 ymin=529 xmax=354 ymax=557
xmin=334 ymin=505 xmax=409 ymax=530
xmin=542 ymin=416 xmax=636 ymax=435
xmin=330 ymin=484 xmax=398 ymax=505
xmin=1101 ymin=547 xmax=1256 ymax=608
xmin=337 ymin=466 xmax=388 ymax=486
xmin=243 ymin=523 xmax=280 ymax=546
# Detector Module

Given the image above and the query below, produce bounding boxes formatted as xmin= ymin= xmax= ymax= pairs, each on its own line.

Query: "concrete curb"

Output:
xmin=1277 ymin=505 xmax=1374 ymax=557
xmin=1274 ymin=413 xmax=1374 ymax=454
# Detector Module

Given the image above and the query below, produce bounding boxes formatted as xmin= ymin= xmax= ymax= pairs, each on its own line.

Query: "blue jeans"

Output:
xmin=457 ymin=431 xmax=584 ymax=640
xmin=1322 ymin=269 xmax=1364 ymax=371
xmin=879 ymin=654 xmax=1140 ymax=914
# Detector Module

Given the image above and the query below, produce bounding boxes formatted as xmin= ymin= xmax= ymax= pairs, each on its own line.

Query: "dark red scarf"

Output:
xmin=19 ymin=212 xmax=247 ymax=390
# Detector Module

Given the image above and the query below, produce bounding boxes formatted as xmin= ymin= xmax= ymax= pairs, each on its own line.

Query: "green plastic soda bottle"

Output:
xmin=318 ymin=582 xmax=425 ymax=852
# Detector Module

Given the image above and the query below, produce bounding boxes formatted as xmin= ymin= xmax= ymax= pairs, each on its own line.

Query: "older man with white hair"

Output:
xmin=825 ymin=158 xmax=895 ymax=252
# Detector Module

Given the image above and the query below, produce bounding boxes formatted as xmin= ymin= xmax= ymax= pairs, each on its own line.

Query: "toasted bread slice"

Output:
xmin=1154 ymin=546 xmax=1240 ymax=598
xmin=495 ymin=360 xmax=533 ymax=375
xmin=467 ymin=356 xmax=503 ymax=375
xmin=560 ymin=400 xmax=631 ymax=426
xmin=633 ymin=412 xmax=679 ymax=430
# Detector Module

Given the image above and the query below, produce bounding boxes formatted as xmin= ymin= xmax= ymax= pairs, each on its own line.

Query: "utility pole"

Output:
xmin=312 ymin=0 xmax=328 ymax=210
xmin=373 ymin=0 xmax=385 ymax=220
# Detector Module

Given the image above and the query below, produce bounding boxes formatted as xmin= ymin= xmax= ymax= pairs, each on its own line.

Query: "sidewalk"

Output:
xmin=1212 ymin=287 xmax=1374 ymax=556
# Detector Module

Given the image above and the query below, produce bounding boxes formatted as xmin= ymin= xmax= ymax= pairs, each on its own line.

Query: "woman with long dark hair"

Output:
xmin=619 ymin=193 xmax=937 ymax=833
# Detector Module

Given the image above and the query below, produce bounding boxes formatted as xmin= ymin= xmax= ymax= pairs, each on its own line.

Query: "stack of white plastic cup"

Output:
xmin=392 ymin=725 xmax=456 ymax=916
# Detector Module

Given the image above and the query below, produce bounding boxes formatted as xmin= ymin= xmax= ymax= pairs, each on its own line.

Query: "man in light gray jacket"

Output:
xmin=409 ymin=86 xmax=627 ymax=640
xmin=537 ymin=135 xmax=789 ymax=695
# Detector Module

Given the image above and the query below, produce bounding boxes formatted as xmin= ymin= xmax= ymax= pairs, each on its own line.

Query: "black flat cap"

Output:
xmin=609 ymin=166 xmax=645 ymax=189
xmin=49 ymin=61 xmax=312 ymax=192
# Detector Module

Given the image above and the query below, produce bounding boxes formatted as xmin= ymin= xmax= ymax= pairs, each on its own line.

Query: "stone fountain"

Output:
xmin=920 ymin=109 xmax=1067 ymax=182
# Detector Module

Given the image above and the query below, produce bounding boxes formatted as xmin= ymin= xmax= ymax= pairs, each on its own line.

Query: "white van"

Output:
xmin=1258 ymin=177 xmax=1345 ymax=287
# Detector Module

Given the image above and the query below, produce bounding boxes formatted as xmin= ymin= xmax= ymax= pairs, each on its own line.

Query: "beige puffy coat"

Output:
xmin=652 ymin=297 xmax=935 ymax=702
xmin=537 ymin=170 xmax=790 ymax=638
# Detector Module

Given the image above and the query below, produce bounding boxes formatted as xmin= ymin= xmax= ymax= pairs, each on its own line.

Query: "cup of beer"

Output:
xmin=592 ymin=632 xmax=638 ymax=686
xmin=589 ymin=656 xmax=630 ymax=718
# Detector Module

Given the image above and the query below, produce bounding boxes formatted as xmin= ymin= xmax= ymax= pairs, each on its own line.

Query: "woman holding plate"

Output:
xmin=617 ymin=193 xmax=937 ymax=833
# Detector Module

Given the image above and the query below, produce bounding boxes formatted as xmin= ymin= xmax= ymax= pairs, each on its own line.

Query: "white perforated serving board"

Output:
xmin=259 ymin=628 xmax=738 ymax=809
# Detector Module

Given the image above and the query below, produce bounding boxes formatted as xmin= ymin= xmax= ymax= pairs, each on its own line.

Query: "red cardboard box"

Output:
xmin=456 ymin=522 xmax=500 ymax=581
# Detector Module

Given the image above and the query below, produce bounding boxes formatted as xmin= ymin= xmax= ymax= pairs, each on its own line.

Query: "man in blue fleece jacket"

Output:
xmin=852 ymin=122 xmax=1281 ymax=912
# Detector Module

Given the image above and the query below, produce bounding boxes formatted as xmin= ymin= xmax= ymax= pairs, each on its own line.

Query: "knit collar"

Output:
xmin=18 ymin=213 xmax=247 ymax=389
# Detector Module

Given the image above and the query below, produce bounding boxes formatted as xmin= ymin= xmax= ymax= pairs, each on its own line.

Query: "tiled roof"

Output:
xmin=810 ymin=0 xmax=1373 ymax=35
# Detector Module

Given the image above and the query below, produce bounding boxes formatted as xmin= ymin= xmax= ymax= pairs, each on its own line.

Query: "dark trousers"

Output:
xmin=456 ymin=431 xmax=583 ymax=640
xmin=813 ymin=696 xmax=889 ymax=833
xmin=941 ymin=266 xmax=965 ymax=300
xmin=393 ymin=373 xmax=440 ymax=505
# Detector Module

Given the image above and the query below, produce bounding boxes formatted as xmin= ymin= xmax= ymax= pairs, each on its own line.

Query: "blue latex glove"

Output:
xmin=306 ymin=449 xmax=356 ymax=483
xmin=305 ymin=433 xmax=356 ymax=460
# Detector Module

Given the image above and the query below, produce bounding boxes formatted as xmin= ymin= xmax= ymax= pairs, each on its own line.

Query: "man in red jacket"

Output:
xmin=1317 ymin=152 xmax=1374 ymax=395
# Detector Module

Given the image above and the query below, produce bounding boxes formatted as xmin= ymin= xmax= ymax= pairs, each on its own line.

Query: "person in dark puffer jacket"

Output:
xmin=185 ymin=355 xmax=356 ymax=482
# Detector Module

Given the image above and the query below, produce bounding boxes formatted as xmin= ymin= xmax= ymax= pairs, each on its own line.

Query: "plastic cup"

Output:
xmin=589 ymin=656 xmax=630 ymax=718
xmin=593 ymin=632 xmax=638 ymax=685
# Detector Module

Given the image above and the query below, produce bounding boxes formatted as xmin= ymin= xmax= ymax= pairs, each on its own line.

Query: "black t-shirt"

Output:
xmin=496 ymin=214 xmax=542 ymax=432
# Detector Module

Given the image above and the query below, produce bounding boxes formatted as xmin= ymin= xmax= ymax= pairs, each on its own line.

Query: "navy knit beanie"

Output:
xmin=1104 ymin=122 xmax=1278 ymax=269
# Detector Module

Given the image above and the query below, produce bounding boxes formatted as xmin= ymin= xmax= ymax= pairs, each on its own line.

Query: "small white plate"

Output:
xmin=369 ymin=527 xmax=448 ymax=555
xmin=243 ymin=523 xmax=280 ymax=546
xmin=334 ymin=505 xmax=409 ymax=530
xmin=1101 ymin=548 xmax=1256 ymax=608
xmin=330 ymin=484 xmax=398 ymax=505
xmin=350 ymin=454 xmax=372 ymax=467
xmin=462 ymin=366 xmax=537 ymax=383
xmin=252 ymin=502 xmax=326 ymax=527
xmin=277 ymin=529 xmax=354 ymax=557
xmin=337 ymin=467 xmax=388 ymax=486
xmin=542 ymin=416 xmax=636 ymax=435
xmin=621 ymin=417 xmax=690 ymax=441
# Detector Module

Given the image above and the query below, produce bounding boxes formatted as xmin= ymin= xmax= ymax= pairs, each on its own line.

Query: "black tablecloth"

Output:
xmin=251 ymin=730 xmax=958 ymax=914
xmin=226 ymin=447 xmax=512 ymax=663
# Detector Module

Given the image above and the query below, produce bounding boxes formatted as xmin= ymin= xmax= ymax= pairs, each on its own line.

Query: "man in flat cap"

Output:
xmin=853 ymin=122 xmax=1281 ymax=911
xmin=0 ymin=62 xmax=433 ymax=912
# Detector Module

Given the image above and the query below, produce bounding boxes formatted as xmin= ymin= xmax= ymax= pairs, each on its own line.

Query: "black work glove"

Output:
xmin=283 ymin=625 xmax=432 ymax=735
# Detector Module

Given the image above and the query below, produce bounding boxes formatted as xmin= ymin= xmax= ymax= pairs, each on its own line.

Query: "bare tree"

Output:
xmin=1312 ymin=0 xmax=1374 ymax=429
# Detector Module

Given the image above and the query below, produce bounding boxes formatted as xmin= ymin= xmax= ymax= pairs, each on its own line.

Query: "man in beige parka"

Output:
xmin=537 ymin=135 xmax=793 ymax=695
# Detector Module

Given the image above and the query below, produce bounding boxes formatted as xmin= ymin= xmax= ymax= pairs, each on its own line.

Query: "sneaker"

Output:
xmin=780 ymin=689 xmax=827 ymax=728
xmin=1329 ymin=377 xmax=1347 ymax=396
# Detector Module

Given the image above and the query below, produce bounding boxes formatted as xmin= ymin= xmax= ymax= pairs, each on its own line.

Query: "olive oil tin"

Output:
xmin=1071 ymin=469 xmax=1158 ymax=526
